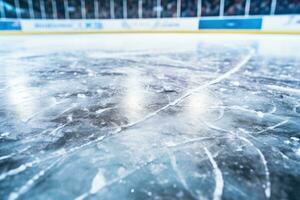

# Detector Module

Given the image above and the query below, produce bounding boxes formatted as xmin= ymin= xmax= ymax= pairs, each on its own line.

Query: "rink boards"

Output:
xmin=0 ymin=15 xmax=300 ymax=34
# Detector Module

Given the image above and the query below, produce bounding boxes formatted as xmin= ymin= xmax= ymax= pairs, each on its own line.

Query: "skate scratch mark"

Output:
xmin=240 ymin=130 xmax=291 ymax=160
xmin=0 ymin=147 xmax=31 ymax=161
xmin=204 ymin=147 xmax=224 ymax=200
xmin=166 ymin=136 xmax=217 ymax=148
xmin=8 ymin=158 xmax=63 ymax=200
xmin=0 ymin=122 xmax=71 ymax=181
xmin=123 ymin=49 xmax=254 ymax=130
xmin=256 ymin=119 xmax=289 ymax=134
xmin=168 ymin=151 xmax=198 ymax=199
xmin=210 ymin=104 xmax=277 ymax=117
xmin=95 ymin=106 xmax=117 ymax=115
xmin=0 ymin=154 xmax=15 ymax=161
xmin=199 ymin=120 xmax=271 ymax=199
xmin=238 ymin=136 xmax=271 ymax=199
xmin=0 ymin=160 xmax=40 ymax=181
xmin=266 ymin=84 xmax=300 ymax=96
xmin=69 ymin=49 xmax=253 ymax=155
xmin=71 ymin=49 xmax=253 ymax=167
xmin=25 ymin=99 xmax=68 ymax=123
xmin=74 ymin=158 xmax=159 ymax=200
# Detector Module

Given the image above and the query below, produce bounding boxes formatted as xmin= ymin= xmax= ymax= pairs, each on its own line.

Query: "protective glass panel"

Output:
xmin=3 ymin=0 xmax=17 ymax=18
xmin=19 ymin=0 xmax=30 ymax=18
xmin=143 ymin=0 xmax=156 ymax=18
xmin=127 ymin=0 xmax=138 ymax=18
xmin=161 ymin=0 xmax=176 ymax=17
xmin=32 ymin=0 xmax=42 ymax=18
xmin=250 ymin=0 xmax=271 ymax=15
xmin=85 ymin=0 xmax=95 ymax=19
xmin=181 ymin=0 xmax=197 ymax=17
xmin=201 ymin=0 xmax=220 ymax=16
xmin=224 ymin=0 xmax=246 ymax=16
xmin=44 ymin=0 xmax=54 ymax=18
xmin=276 ymin=0 xmax=300 ymax=14
xmin=67 ymin=0 xmax=81 ymax=19
xmin=114 ymin=0 xmax=123 ymax=19
xmin=56 ymin=0 xmax=66 ymax=19
xmin=98 ymin=0 xmax=110 ymax=19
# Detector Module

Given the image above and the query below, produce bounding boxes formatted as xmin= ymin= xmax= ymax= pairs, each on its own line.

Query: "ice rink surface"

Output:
xmin=0 ymin=34 xmax=300 ymax=200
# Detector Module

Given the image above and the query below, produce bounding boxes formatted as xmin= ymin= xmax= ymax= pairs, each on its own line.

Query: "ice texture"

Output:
xmin=0 ymin=34 xmax=300 ymax=200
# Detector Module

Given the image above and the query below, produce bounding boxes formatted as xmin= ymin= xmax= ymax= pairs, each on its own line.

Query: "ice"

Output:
xmin=0 ymin=34 xmax=300 ymax=200
xmin=75 ymin=170 xmax=107 ymax=200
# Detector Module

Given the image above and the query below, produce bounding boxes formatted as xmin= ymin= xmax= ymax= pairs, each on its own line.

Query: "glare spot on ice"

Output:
xmin=290 ymin=137 xmax=299 ymax=142
xmin=77 ymin=94 xmax=86 ymax=99
xmin=257 ymin=111 xmax=264 ymax=118
xmin=96 ymin=107 xmax=115 ymax=115
xmin=75 ymin=170 xmax=106 ymax=200
xmin=117 ymin=167 xmax=126 ymax=176
xmin=96 ymin=89 xmax=103 ymax=94
xmin=0 ymin=132 xmax=10 ymax=137
xmin=67 ymin=114 xmax=73 ymax=122
xmin=87 ymin=69 xmax=96 ymax=77
xmin=90 ymin=170 xmax=106 ymax=194
xmin=54 ymin=148 xmax=67 ymax=156
xmin=232 ymin=81 xmax=240 ymax=87
xmin=295 ymin=148 xmax=300 ymax=157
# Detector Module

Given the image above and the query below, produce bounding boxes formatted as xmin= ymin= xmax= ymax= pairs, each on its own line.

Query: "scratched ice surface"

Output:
xmin=0 ymin=34 xmax=300 ymax=200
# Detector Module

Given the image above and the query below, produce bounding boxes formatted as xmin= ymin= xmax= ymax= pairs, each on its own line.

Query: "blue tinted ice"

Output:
xmin=0 ymin=34 xmax=299 ymax=200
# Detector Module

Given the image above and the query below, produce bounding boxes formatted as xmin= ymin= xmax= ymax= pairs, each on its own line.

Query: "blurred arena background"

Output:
xmin=0 ymin=0 xmax=299 ymax=33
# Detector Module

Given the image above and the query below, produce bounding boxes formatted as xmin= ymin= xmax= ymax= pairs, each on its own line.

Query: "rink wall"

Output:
xmin=0 ymin=15 xmax=300 ymax=34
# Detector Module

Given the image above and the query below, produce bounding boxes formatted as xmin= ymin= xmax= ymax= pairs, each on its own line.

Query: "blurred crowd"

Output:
xmin=276 ymin=0 xmax=300 ymax=14
xmin=1 ymin=0 xmax=300 ymax=19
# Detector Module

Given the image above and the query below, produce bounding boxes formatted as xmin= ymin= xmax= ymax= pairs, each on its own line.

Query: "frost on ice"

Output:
xmin=0 ymin=35 xmax=300 ymax=200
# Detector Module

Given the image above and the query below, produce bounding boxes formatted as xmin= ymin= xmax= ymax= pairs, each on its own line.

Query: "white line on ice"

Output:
xmin=255 ymin=119 xmax=289 ymax=134
xmin=204 ymin=147 xmax=224 ymax=200
xmin=0 ymin=153 xmax=14 ymax=161
xmin=168 ymin=151 xmax=198 ymax=199
xmin=0 ymin=147 xmax=31 ymax=162
xmin=266 ymin=84 xmax=300 ymax=96
xmin=169 ymin=152 xmax=189 ymax=189
xmin=74 ymin=157 xmax=160 ymax=200
xmin=238 ymin=136 xmax=271 ymax=199
xmin=123 ymin=49 xmax=254 ymax=130
xmin=25 ymin=99 xmax=69 ymax=123
xmin=8 ymin=158 xmax=63 ymax=200
xmin=0 ymin=160 xmax=39 ymax=181
xmin=200 ymin=115 xmax=273 ymax=199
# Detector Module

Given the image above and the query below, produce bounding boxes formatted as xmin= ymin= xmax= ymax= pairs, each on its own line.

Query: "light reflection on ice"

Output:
xmin=122 ymin=69 xmax=148 ymax=122
xmin=5 ymin=66 xmax=37 ymax=122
